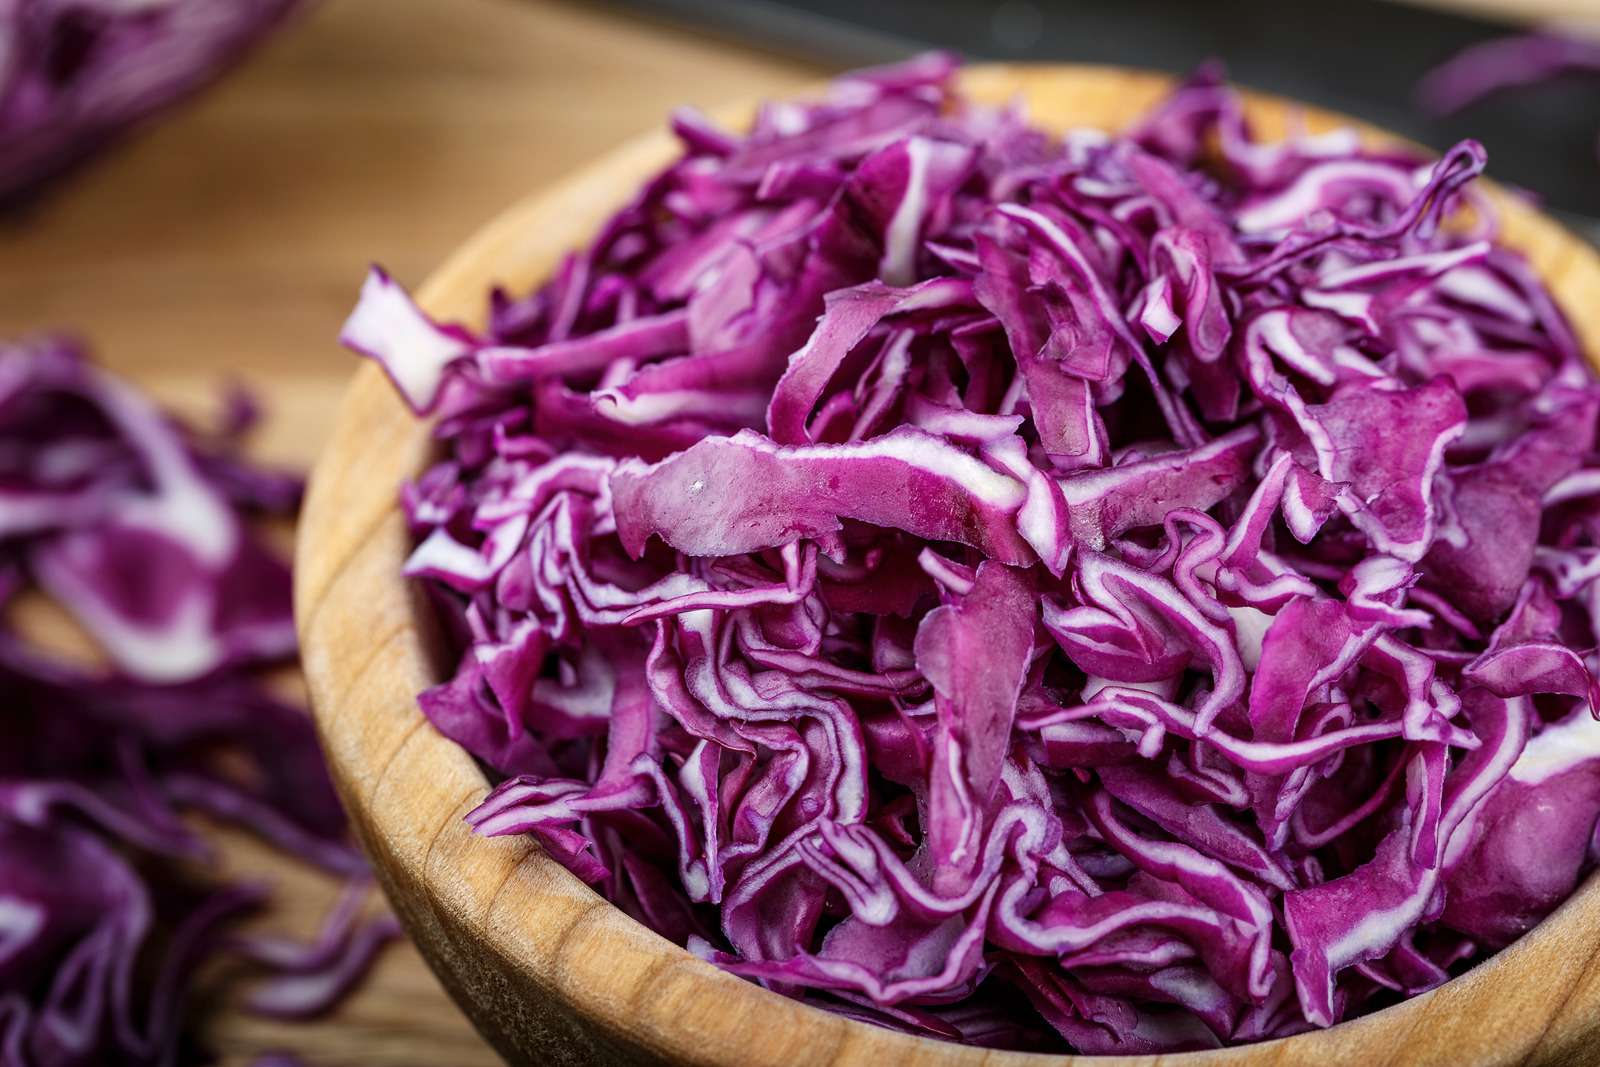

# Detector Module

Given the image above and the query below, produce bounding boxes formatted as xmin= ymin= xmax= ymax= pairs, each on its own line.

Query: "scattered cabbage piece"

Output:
xmin=1418 ymin=31 xmax=1600 ymax=118
xmin=1417 ymin=30 xmax=1600 ymax=169
xmin=350 ymin=57 xmax=1600 ymax=1051
xmin=0 ymin=337 xmax=392 ymax=1064
xmin=0 ymin=0 xmax=304 ymax=202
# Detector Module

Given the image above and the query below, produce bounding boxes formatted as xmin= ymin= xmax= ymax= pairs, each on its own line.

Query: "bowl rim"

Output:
xmin=296 ymin=62 xmax=1600 ymax=1067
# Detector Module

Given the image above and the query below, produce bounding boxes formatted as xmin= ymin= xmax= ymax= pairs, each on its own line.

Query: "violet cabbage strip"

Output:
xmin=1417 ymin=30 xmax=1600 ymax=169
xmin=0 ymin=0 xmax=305 ymax=203
xmin=348 ymin=57 xmax=1600 ymax=1051
xmin=1418 ymin=31 xmax=1600 ymax=119
xmin=0 ymin=337 xmax=393 ymax=1066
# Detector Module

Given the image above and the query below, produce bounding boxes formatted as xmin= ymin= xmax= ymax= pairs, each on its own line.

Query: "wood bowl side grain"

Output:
xmin=295 ymin=65 xmax=1600 ymax=1067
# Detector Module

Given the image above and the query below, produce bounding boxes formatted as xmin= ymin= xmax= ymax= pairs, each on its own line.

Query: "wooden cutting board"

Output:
xmin=0 ymin=0 xmax=816 ymax=1062
xmin=1398 ymin=0 xmax=1600 ymax=25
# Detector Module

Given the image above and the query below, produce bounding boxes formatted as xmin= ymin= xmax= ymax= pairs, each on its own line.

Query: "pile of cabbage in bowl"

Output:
xmin=345 ymin=55 xmax=1600 ymax=1052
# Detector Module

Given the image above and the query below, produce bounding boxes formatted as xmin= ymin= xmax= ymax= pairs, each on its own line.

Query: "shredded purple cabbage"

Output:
xmin=348 ymin=57 xmax=1600 ymax=1051
xmin=1417 ymin=31 xmax=1600 ymax=118
xmin=0 ymin=0 xmax=304 ymax=203
xmin=0 ymin=337 xmax=394 ymax=1066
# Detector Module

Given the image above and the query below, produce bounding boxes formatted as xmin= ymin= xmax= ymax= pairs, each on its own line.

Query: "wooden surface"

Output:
xmin=296 ymin=63 xmax=1600 ymax=1067
xmin=1397 ymin=0 xmax=1600 ymax=25
xmin=0 ymin=1 xmax=815 ymax=1064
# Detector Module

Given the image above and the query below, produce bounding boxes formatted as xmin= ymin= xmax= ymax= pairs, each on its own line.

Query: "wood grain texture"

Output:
xmin=295 ymin=64 xmax=1600 ymax=1067
xmin=0 ymin=0 xmax=816 ymax=1062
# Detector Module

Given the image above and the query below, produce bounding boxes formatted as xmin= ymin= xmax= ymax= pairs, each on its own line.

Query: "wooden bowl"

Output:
xmin=295 ymin=65 xmax=1600 ymax=1067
